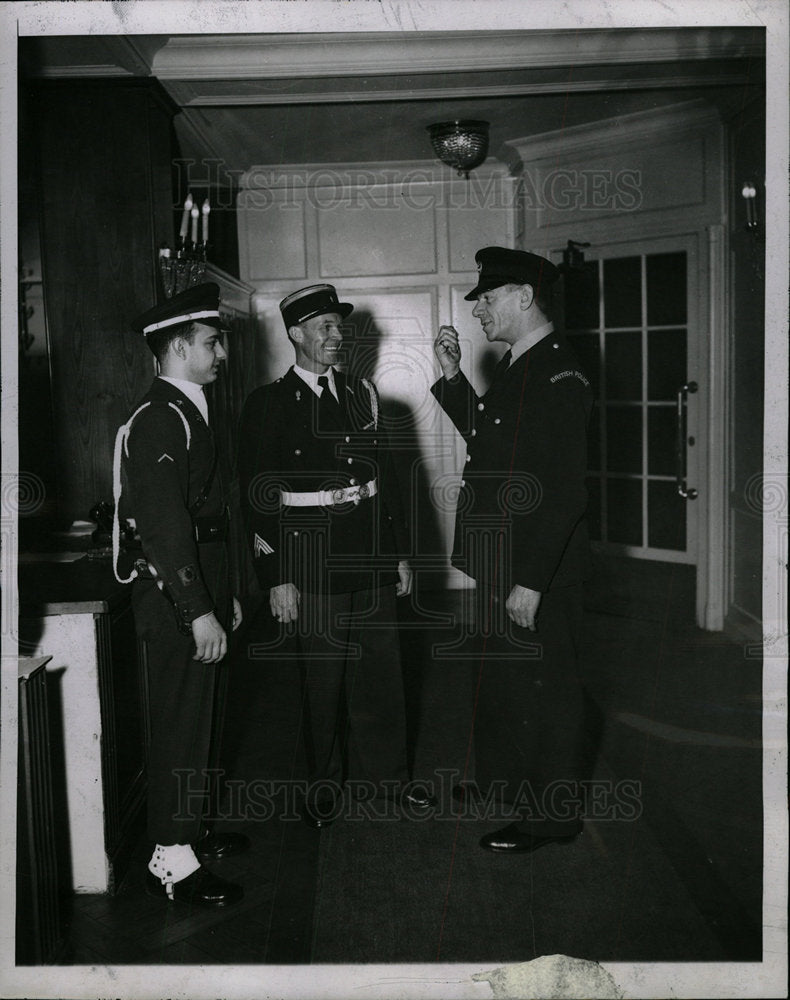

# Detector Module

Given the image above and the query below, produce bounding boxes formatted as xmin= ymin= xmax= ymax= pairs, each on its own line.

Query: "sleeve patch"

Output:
xmin=254 ymin=533 xmax=274 ymax=557
xmin=177 ymin=564 xmax=198 ymax=586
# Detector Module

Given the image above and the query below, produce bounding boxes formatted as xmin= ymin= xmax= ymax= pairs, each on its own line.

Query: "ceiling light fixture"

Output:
xmin=427 ymin=120 xmax=490 ymax=179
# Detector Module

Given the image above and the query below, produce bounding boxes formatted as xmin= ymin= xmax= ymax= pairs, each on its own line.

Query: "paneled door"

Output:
xmin=557 ymin=236 xmax=701 ymax=565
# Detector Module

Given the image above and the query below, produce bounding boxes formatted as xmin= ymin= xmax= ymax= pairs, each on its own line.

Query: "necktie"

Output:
xmin=490 ymin=350 xmax=512 ymax=389
xmin=317 ymin=374 xmax=343 ymax=427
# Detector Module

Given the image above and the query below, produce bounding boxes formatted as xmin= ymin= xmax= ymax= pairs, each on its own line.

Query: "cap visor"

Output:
xmin=298 ymin=302 xmax=354 ymax=322
xmin=463 ymin=278 xmax=508 ymax=301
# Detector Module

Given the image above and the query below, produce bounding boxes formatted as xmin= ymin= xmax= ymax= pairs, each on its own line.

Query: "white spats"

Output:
xmin=148 ymin=843 xmax=201 ymax=898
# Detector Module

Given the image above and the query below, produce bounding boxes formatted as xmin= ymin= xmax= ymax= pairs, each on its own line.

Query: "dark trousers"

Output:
xmin=296 ymin=585 xmax=409 ymax=791
xmin=134 ymin=585 xmax=216 ymax=845
xmin=473 ymin=582 xmax=586 ymax=835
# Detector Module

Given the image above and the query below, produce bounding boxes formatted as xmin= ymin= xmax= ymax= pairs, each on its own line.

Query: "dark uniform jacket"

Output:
xmin=237 ymin=367 xmax=409 ymax=595
xmin=122 ymin=377 xmax=231 ymax=631
xmin=431 ymin=331 xmax=593 ymax=593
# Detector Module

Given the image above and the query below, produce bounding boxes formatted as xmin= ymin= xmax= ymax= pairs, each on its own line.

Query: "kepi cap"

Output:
xmin=280 ymin=284 xmax=353 ymax=330
xmin=133 ymin=282 xmax=222 ymax=337
xmin=464 ymin=246 xmax=559 ymax=301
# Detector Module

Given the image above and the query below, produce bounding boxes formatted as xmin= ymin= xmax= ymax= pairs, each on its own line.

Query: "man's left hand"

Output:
xmin=506 ymin=585 xmax=542 ymax=630
xmin=232 ymin=596 xmax=243 ymax=632
xmin=396 ymin=560 xmax=413 ymax=597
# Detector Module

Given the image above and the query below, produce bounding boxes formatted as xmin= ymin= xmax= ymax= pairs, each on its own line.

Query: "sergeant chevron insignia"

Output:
xmin=254 ymin=533 xmax=274 ymax=557
xmin=158 ymin=453 xmax=174 ymax=463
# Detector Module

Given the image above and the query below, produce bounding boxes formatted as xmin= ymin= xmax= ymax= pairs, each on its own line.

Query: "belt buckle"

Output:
xmin=331 ymin=488 xmax=346 ymax=505
xmin=358 ymin=483 xmax=370 ymax=501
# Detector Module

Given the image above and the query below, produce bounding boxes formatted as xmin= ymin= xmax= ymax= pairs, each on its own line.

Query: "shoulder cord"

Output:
xmin=361 ymin=377 xmax=379 ymax=430
xmin=111 ymin=401 xmax=191 ymax=583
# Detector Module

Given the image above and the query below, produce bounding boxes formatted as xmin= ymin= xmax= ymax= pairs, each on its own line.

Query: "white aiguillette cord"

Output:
xmin=111 ymin=401 xmax=192 ymax=584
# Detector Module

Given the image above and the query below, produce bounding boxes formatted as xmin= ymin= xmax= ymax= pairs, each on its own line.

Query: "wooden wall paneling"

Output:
xmin=33 ymin=80 xmax=176 ymax=527
xmin=445 ymin=172 xmax=516 ymax=273
xmin=316 ymin=180 xmax=438 ymax=277
xmin=238 ymin=187 xmax=308 ymax=282
xmin=509 ymin=103 xmax=725 ymax=253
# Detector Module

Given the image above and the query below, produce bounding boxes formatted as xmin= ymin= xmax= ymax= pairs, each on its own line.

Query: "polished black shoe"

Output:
xmin=194 ymin=830 xmax=251 ymax=863
xmin=300 ymin=797 xmax=341 ymax=829
xmin=145 ymin=866 xmax=244 ymax=907
xmin=401 ymin=788 xmax=437 ymax=810
xmin=479 ymin=822 xmax=580 ymax=854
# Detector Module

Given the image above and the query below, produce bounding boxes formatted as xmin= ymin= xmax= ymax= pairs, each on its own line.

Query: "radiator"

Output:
xmin=17 ymin=657 xmax=64 ymax=965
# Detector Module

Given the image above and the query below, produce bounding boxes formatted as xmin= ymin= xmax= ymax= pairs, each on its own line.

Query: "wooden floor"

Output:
xmin=60 ymin=564 xmax=764 ymax=966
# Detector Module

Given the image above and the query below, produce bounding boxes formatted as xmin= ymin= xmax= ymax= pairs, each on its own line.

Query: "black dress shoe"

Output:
xmin=194 ymin=830 xmax=251 ymax=863
xmin=479 ymin=822 xmax=581 ymax=854
xmin=145 ymin=867 xmax=244 ymax=907
xmin=300 ymin=797 xmax=341 ymax=829
xmin=401 ymin=789 xmax=437 ymax=810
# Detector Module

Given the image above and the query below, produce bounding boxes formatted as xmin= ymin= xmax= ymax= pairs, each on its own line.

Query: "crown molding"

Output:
xmin=164 ymin=70 xmax=753 ymax=109
xmin=505 ymin=99 xmax=723 ymax=165
xmin=152 ymin=28 xmax=765 ymax=81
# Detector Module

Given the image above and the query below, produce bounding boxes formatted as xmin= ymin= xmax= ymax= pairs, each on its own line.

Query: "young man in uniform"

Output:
xmin=116 ymin=282 xmax=247 ymax=905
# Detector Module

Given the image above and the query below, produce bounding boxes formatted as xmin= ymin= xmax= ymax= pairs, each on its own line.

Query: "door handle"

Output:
xmin=676 ymin=381 xmax=698 ymax=500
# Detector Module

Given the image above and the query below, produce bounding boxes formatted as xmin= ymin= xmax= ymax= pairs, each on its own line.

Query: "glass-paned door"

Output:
xmin=560 ymin=238 xmax=699 ymax=564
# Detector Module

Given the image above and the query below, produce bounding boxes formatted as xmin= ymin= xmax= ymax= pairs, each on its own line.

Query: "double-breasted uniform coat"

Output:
xmin=237 ymin=366 xmax=411 ymax=790
xmin=122 ymin=376 xmax=231 ymax=844
xmin=432 ymin=330 xmax=593 ymax=834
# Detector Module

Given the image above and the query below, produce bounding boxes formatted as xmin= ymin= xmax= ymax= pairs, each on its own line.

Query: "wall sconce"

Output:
xmin=741 ymin=181 xmax=758 ymax=231
xmin=427 ymin=120 xmax=490 ymax=179
xmin=560 ymin=239 xmax=591 ymax=270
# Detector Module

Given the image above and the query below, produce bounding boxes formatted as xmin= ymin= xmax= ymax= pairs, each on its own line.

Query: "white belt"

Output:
xmin=281 ymin=479 xmax=378 ymax=507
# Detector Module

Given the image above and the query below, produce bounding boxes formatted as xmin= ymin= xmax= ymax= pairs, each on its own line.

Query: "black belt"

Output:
xmin=194 ymin=507 xmax=230 ymax=543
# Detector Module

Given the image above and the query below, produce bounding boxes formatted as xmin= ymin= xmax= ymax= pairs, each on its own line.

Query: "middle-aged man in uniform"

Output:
xmin=114 ymin=282 xmax=248 ymax=907
xmin=237 ymin=283 xmax=433 ymax=827
xmin=431 ymin=246 xmax=593 ymax=855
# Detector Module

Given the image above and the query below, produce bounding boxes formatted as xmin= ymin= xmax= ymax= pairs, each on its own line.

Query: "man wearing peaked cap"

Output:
xmin=463 ymin=246 xmax=560 ymax=301
xmin=279 ymin=282 xmax=354 ymax=329
xmin=114 ymin=282 xmax=248 ymax=907
xmin=237 ymin=283 xmax=434 ymax=827
xmin=431 ymin=246 xmax=593 ymax=856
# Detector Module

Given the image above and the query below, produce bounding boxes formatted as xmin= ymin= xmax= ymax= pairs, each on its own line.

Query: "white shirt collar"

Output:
xmin=293 ymin=364 xmax=339 ymax=400
xmin=509 ymin=321 xmax=555 ymax=364
xmin=158 ymin=375 xmax=209 ymax=424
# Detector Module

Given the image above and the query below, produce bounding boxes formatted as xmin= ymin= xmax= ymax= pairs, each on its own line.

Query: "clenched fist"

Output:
xmin=433 ymin=325 xmax=462 ymax=380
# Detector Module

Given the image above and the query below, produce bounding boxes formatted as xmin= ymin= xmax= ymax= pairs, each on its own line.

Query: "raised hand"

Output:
xmin=433 ymin=324 xmax=462 ymax=380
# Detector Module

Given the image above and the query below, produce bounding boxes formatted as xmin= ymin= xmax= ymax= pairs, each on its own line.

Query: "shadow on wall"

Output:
xmin=345 ymin=309 xmax=444 ymax=568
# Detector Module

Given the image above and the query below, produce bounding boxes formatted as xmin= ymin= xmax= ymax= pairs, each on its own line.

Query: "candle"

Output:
xmin=201 ymin=198 xmax=210 ymax=244
xmin=190 ymin=206 xmax=199 ymax=245
xmin=179 ymin=193 xmax=193 ymax=241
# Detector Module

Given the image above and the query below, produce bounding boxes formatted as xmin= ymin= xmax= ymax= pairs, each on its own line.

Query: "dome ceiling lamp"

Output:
xmin=427 ymin=120 xmax=490 ymax=179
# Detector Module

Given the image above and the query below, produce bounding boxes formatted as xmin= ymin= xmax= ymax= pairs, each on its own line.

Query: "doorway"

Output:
xmin=556 ymin=235 xmax=709 ymax=624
